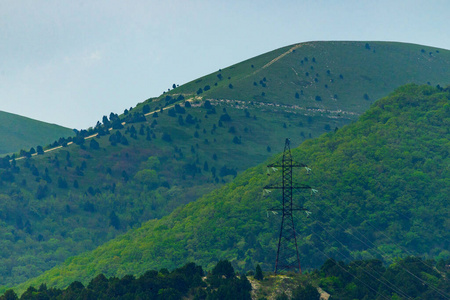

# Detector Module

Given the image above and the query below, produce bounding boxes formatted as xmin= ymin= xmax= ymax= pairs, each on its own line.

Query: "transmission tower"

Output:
xmin=264 ymin=138 xmax=312 ymax=274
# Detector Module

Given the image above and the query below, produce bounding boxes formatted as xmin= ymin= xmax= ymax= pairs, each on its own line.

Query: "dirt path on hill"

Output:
xmin=12 ymin=98 xmax=198 ymax=161
xmin=261 ymin=43 xmax=304 ymax=70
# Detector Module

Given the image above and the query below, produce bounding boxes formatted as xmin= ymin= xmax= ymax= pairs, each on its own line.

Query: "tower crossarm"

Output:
xmin=263 ymin=184 xmax=311 ymax=190
xmin=267 ymin=163 xmax=308 ymax=168
xmin=268 ymin=207 xmax=308 ymax=211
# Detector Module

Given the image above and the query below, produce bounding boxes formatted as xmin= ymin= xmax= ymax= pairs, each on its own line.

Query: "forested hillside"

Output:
xmin=0 ymin=41 xmax=449 ymax=288
xmin=14 ymin=84 xmax=449 ymax=292
xmin=0 ymin=111 xmax=74 ymax=155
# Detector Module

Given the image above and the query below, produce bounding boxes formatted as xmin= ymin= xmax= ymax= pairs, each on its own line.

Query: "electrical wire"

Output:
xmin=293 ymin=213 xmax=414 ymax=300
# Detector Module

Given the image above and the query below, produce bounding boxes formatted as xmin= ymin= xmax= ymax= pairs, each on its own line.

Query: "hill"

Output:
xmin=167 ymin=41 xmax=450 ymax=115
xmin=0 ymin=41 xmax=449 ymax=287
xmin=13 ymin=84 xmax=449 ymax=292
xmin=0 ymin=110 xmax=75 ymax=155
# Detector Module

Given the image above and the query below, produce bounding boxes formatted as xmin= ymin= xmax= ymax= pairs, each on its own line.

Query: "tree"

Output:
xmin=162 ymin=133 xmax=172 ymax=142
xmin=112 ymin=119 xmax=124 ymax=129
xmin=292 ymin=284 xmax=320 ymax=300
xmin=102 ymin=115 xmax=110 ymax=126
xmin=109 ymin=211 xmax=120 ymax=229
xmin=220 ymin=113 xmax=232 ymax=122
xmin=134 ymin=169 xmax=159 ymax=189
xmin=185 ymin=114 xmax=195 ymax=124
xmin=0 ymin=289 xmax=18 ymax=300
xmin=36 ymin=145 xmax=44 ymax=155
xmin=168 ymin=108 xmax=176 ymax=117
xmin=122 ymin=170 xmax=129 ymax=182
xmin=211 ymin=260 xmax=235 ymax=280
xmin=204 ymin=100 xmax=212 ymax=109
xmin=175 ymin=104 xmax=185 ymax=114
xmin=178 ymin=115 xmax=185 ymax=126
xmin=255 ymin=264 xmax=263 ymax=281
xmin=36 ymin=183 xmax=48 ymax=199
xmin=90 ymin=139 xmax=100 ymax=150
xmin=58 ymin=177 xmax=68 ymax=189
xmin=73 ymin=135 xmax=85 ymax=145
xmin=120 ymin=136 xmax=129 ymax=145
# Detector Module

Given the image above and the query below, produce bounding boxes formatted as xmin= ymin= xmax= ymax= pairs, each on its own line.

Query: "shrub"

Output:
xmin=162 ymin=133 xmax=172 ymax=142
xmin=204 ymin=100 xmax=212 ymax=109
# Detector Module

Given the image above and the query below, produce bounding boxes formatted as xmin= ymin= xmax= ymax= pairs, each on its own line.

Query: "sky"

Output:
xmin=1 ymin=0 xmax=449 ymax=129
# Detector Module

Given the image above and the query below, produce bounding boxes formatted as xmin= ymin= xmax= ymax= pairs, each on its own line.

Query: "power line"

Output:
xmin=305 ymin=199 xmax=450 ymax=299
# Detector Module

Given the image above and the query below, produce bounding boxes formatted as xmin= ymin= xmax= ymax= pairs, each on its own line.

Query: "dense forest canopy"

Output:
xmin=12 ymin=84 xmax=449 ymax=294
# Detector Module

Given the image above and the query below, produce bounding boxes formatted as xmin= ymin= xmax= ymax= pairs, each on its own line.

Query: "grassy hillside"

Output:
xmin=167 ymin=41 xmax=450 ymax=114
xmin=0 ymin=111 xmax=75 ymax=155
xmin=13 ymin=84 xmax=449 ymax=292
xmin=0 ymin=41 xmax=449 ymax=287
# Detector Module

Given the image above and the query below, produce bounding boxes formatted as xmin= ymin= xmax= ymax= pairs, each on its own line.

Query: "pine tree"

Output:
xmin=255 ymin=264 xmax=263 ymax=281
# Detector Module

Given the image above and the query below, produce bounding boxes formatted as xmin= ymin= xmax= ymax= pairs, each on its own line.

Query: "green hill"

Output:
xmin=13 ymin=84 xmax=449 ymax=292
xmin=0 ymin=110 xmax=75 ymax=155
xmin=166 ymin=41 xmax=450 ymax=115
xmin=0 ymin=41 xmax=449 ymax=288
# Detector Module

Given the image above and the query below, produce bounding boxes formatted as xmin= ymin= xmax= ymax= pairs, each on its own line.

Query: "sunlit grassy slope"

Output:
xmin=167 ymin=41 xmax=450 ymax=114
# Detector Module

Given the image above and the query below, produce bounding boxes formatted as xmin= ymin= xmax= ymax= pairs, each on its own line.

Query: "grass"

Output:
xmin=0 ymin=110 xmax=75 ymax=155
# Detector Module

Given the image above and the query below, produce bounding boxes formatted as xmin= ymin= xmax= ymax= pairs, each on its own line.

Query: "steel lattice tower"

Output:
xmin=264 ymin=138 xmax=311 ymax=274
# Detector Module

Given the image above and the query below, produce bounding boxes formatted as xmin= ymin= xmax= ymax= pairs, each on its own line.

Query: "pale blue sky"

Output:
xmin=1 ymin=0 xmax=449 ymax=129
